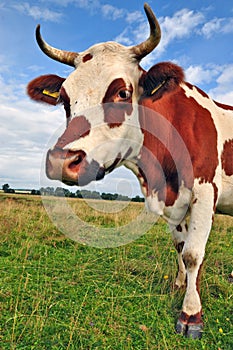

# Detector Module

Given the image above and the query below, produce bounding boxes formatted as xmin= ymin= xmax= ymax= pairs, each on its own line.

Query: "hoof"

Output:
xmin=176 ymin=319 xmax=203 ymax=339
xmin=176 ymin=319 xmax=187 ymax=335
xmin=186 ymin=324 xmax=203 ymax=339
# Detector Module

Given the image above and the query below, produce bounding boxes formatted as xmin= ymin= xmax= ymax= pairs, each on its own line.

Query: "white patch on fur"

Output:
xmin=145 ymin=191 xmax=165 ymax=216
xmin=163 ymin=183 xmax=192 ymax=225
xmin=144 ymin=182 xmax=192 ymax=224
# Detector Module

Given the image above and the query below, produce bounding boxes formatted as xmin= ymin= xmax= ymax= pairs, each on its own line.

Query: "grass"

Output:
xmin=0 ymin=193 xmax=232 ymax=349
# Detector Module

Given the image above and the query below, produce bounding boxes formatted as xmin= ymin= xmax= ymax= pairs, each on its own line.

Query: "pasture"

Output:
xmin=0 ymin=193 xmax=232 ymax=349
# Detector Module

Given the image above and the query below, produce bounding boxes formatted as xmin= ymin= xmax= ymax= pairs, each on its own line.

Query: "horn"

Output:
xmin=35 ymin=25 xmax=79 ymax=67
xmin=131 ymin=3 xmax=161 ymax=61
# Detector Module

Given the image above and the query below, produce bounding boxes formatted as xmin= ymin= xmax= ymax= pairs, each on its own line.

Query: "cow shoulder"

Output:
xmin=140 ymin=62 xmax=185 ymax=101
xmin=27 ymin=74 xmax=65 ymax=105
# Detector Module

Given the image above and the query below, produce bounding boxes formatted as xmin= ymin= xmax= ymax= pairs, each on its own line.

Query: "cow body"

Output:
xmin=27 ymin=4 xmax=233 ymax=339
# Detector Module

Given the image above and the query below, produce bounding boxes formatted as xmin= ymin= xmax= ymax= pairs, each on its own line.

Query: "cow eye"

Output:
xmin=118 ymin=90 xmax=132 ymax=101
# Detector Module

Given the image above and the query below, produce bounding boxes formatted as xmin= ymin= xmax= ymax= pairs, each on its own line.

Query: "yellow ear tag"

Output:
xmin=42 ymin=89 xmax=60 ymax=99
xmin=151 ymin=80 xmax=166 ymax=95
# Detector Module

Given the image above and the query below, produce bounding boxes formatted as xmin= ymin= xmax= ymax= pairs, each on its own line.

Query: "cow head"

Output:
xmin=28 ymin=4 xmax=161 ymax=186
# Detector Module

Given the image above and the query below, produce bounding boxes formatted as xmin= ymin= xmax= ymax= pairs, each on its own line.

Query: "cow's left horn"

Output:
xmin=36 ymin=25 xmax=79 ymax=67
xmin=131 ymin=3 xmax=161 ymax=61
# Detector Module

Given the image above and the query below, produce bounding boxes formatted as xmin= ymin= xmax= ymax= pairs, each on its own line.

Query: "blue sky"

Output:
xmin=0 ymin=0 xmax=233 ymax=196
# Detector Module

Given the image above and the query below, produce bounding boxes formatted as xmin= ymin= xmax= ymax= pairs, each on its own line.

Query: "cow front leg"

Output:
xmin=176 ymin=182 xmax=216 ymax=339
xmin=170 ymin=221 xmax=188 ymax=289
xmin=176 ymin=248 xmax=204 ymax=339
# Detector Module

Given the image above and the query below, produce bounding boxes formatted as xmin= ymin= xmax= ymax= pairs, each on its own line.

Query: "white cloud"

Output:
xmin=0 ymin=74 xmax=65 ymax=189
xmin=101 ymin=4 xmax=125 ymax=20
xmin=115 ymin=8 xmax=205 ymax=68
xmin=74 ymin=0 xmax=100 ymax=8
xmin=41 ymin=0 xmax=100 ymax=8
xmin=126 ymin=11 xmax=144 ymax=24
xmin=177 ymin=64 xmax=233 ymax=105
xmin=221 ymin=18 xmax=233 ymax=34
xmin=182 ymin=63 xmax=233 ymax=105
xmin=101 ymin=4 xmax=144 ymax=23
xmin=157 ymin=9 xmax=204 ymax=55
xmin=201 ymin=18 xmax=222 ymax=38
xmin=201 ymin=17 xmax=233 ymax=38
xmin=12 ymin=2 xmax=62 ymax=22
xmin=208 ymin=64 xmax=233 ymax=104
xmin=39 ymin=0 xmax=143 ymax=24
xmin=212 ymin=91 xmax=233 ymax=105
xmin=185 ymin=64 xmax=221 ymax=86
xmin=216 ymin=65 xmax=233 ymax=85
xmin=115 ymin=28 xmax=133 ymax=46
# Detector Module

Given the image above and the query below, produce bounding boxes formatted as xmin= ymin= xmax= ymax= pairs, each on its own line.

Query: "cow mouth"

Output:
xmin=46 ymin=148 xmax=105 ymax=186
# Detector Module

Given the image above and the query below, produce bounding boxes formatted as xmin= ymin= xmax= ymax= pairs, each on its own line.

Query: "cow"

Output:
xmin=27 ymin=3 xmax=233 ymax=339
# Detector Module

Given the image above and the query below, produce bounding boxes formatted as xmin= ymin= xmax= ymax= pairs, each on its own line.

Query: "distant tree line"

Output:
xmin=2 ymin=184 xmax=144 ymax=202
xmin=2 ymin=184 xmax=15 ymax=193
xmin=2 ymin=184 xmax=40 ymax=195
xmin=40 ymin=187 xmax=144 ymax=202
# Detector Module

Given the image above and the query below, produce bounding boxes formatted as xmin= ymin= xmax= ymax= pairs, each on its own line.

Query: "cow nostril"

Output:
xmin=68 ymin=153 xmax=85 ymax=171
xmin=69 ymin=157 xmax=82 ymax=170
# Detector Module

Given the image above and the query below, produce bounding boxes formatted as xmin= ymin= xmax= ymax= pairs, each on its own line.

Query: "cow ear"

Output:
xmin=27 ymin=74 xmax=65 ymax=106
xmin=140 ymin=62 xmax=185 ymax=100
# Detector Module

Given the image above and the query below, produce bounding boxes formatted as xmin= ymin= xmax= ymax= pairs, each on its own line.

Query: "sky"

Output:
xmin=0 ymin=0 xmax=233 ymax=197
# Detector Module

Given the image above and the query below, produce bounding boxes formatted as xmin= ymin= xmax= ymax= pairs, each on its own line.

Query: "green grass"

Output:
xmin=0 ymin=193 xmax=232 ymax=349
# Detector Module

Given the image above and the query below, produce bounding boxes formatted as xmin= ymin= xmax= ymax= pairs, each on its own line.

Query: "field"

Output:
xmin=0 ymin=193 xmax=232 ymax=349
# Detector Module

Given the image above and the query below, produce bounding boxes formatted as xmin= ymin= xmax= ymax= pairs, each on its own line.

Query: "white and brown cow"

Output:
xmin=27 ymin=4 xmax=233 ymax=339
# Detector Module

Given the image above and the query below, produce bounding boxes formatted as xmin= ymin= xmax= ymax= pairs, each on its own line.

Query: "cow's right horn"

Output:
xmin=131 ymin=3 xmax=161 ymax=61
xmin=36 ymin=25 xmax=79 ymax=67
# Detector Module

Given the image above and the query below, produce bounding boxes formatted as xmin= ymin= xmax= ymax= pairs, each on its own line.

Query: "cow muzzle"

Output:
xmin=46 ymin=148 xmax=105 ymax=186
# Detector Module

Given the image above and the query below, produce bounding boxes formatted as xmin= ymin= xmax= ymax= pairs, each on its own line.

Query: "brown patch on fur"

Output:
xmin=182 ymin=251 xmax=197 ymax=269
xmin=105 ymin=153 xmax=122 ymax=173
xmin=179 ymin=311 xmax=189 ymax=324
xmin=176 ymin=224 xmax=182 ymax=232
xmin=60 ymin=87 xmax=71 ymax=119
xmin=55 ymin=116 xmax=91 ymax=148
xmin=176 ymin=241 xmax=185 ymax=253
xmin=179 ymin=310 xmax=203 ymax=325
xmin=221 ymin=139 xmax=233 ymax=176
xmin=137 ymin=168 xmax=149 ymax=195
xmin=82 ymin=53 xmax=93 ymax=63
xmin=138 ymin=93 xmax=193 ymax=205
xmin=212 ymin=182 xmax=218 ymax=212
xmin=102 ymin=78 xmax=133 ymax=128
xmin=214 ymin=101 xmax=233 ymax=111
xmin=124 ymin=147 xmax=133 ymax=159
xmin=105 ymin=148 xmax=133 ymax=174
xmin=196 ymin=262 xmax=203 ymax=295
xmin=193 ymin=198 xmax=198 ymax=205
xmin=138 ymin=65 xmax=219 ymax=205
